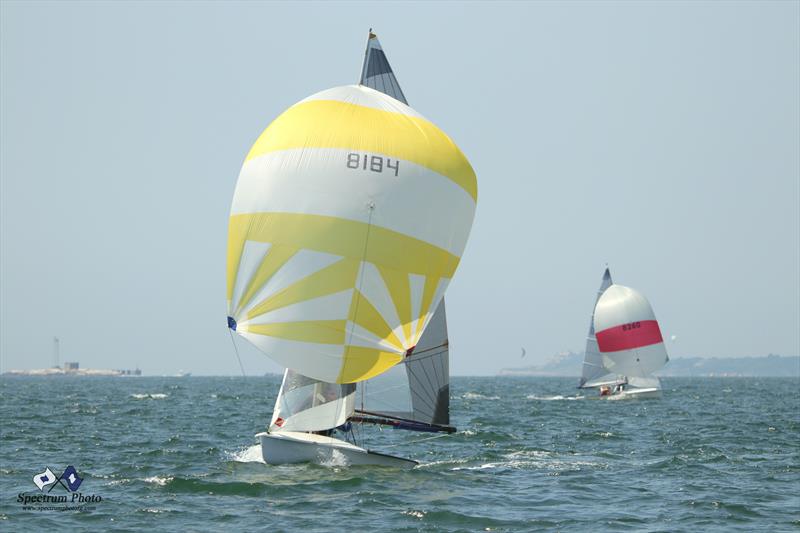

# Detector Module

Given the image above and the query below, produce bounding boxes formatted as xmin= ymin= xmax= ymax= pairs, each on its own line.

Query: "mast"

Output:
xmin=355 ymin=32 xmax=454 ymax=432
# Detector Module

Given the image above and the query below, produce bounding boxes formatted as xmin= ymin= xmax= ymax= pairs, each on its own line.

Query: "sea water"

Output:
xmin=1 ymin=376 xmax=798 ymax=531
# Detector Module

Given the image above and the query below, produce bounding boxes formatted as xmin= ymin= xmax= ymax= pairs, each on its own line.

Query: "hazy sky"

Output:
xmin=1 ymin=1 xmax=798 ymax=376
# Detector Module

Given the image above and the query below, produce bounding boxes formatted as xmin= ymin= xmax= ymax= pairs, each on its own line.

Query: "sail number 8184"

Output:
xmin=346 ymin=153 xmax=399 ymax=177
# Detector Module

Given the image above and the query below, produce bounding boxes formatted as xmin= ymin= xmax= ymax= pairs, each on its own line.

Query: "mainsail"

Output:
xmin=226 ymin=31 xmax=477 ymax=385
xmin=593 ymin=284 xmax=669 ymax=379
xmin=578 ymin=268 xmax=615 ymax=388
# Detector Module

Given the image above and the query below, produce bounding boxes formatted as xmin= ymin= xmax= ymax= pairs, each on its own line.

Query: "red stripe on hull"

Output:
xmin=596 ymin=320 xmax=663 ymax=352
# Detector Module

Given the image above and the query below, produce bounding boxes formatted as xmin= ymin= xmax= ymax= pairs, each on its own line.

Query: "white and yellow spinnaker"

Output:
xmin=227 ymin=84 xmax=477 ymax=383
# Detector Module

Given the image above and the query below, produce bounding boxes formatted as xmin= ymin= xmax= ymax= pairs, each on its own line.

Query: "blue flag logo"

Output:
xmin=60 ymin=465 xmax=83 ymax=492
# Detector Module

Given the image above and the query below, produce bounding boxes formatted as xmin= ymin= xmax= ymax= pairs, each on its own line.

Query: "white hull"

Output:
xmin=604 ymin=387 xmax=662 ymax=400
xmin=257 ymin=431 xmax=417 ymax=468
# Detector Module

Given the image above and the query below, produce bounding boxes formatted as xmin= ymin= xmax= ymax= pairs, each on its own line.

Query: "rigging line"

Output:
xmin=347 ymin=204 xmax=374 ymax=351
xmin=348 ymin=204 xmax=375 ymax=413
xmin=227 ymin=329 xmax=247 ymax=377
xmin=405 ymin=342 xmax=448 ymax=358
xmin=378 ymin=431 xmax=451 ymax=449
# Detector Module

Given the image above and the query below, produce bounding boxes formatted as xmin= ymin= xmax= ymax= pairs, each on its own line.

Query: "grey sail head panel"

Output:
xmin=359 ymin=299 xmax=450 ymax=425
xmin=359 ymin=30 xmax=408 ymax=105
xmin=579 ymin=268 xmax=614 ymax=388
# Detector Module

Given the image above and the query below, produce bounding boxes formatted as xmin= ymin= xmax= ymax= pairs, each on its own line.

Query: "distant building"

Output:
xmin=3 ymin=361 xmax=142 ymax=377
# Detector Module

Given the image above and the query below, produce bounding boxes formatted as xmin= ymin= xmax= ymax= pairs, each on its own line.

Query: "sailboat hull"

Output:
xmin=257 ymin=431 xmax=417 ymax=468
xmin=604 ymin=387 xmax=662 ymax=400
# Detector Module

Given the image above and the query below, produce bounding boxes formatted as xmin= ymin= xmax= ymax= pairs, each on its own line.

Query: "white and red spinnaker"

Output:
xmin=593 ymin=284 xmax=669 ymax=379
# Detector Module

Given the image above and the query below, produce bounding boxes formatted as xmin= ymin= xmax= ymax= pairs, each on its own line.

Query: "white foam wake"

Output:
xmin=451 ymin=450 xmax=603 ymax=472
xmin=526 ymin=394 xmax=584 ymax=401
xmin=226 ymin=444 xmax=265 ymax=463
xmin=317 ymin=448 xmax=350 ymax=468
xmin=131 ymin=393 xmax=168 ymax=399
xmin=462 ymin=392 xmax=501 ymax=400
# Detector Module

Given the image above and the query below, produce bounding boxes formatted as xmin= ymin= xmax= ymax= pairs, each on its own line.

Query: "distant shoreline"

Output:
xmin=2 ymin=355 xmax=798 ymax=379
xmin=499 ymin=353 xmax=800 ymax=379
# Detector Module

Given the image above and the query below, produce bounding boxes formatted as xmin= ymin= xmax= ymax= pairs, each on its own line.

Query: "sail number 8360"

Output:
xmin=346 ymin=153 xmax=399 ymax=177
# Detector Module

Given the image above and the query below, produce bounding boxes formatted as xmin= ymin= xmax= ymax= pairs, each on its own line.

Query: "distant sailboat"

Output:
xmin=226 ymin=30 xmax=476 ymax=465
xmin=578 ymin=268 xmax=669 ymax=399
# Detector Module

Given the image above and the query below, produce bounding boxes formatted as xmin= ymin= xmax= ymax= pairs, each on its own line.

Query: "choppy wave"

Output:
xmin=142 ymin=476 xmax=173 ymax=486
xmin=152 ymin=477 xmax=270 ymax=496
xmin=2 ymin=375 xmax=798 ymax=531
xmin=415 ymin=455 xmax=472 ymax=470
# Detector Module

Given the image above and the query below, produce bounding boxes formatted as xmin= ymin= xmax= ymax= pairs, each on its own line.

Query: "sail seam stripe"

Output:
xmin=410 ymin=358 xmax=438 ymax=414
